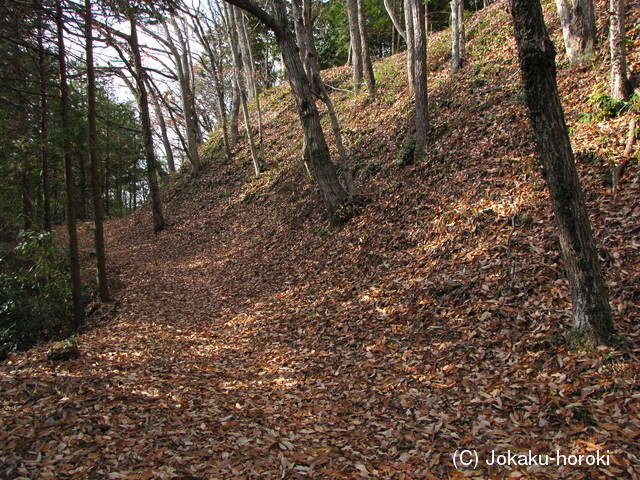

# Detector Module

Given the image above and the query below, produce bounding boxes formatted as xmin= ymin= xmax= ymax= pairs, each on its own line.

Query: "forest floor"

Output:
xmin=2 ymin=0 xmax=640 ymax=478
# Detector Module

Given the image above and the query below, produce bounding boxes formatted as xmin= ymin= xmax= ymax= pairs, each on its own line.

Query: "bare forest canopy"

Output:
xmin=1 ymin=0 xmax=640 ymax=478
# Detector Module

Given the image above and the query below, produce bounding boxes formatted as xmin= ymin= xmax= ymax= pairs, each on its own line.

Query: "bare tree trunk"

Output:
xmin=85 ymin=0 xmax=109 ymax=302
xmin=229 ymin=89 xmax=240 ymax=150
xmin=56 ymin=0 xmax=84 ymax=329
xmin=129 ymin=13 xmax=165 ymax=232
xmin=451 ymin=0 xmax=464 ymax=74
xmin=609 ymin=0 xmax=631 ymax=100
xmin=237 ymin=9 xmax=267 ymax=166
xmin=383 ymin=0 xmax=406 ymax=41
xmin=555 ymin=0 xmax=596 ymax=66
xmin=404 ymin=0 xmax=415 ymax=94
xmin=149 ymin=90 xmax=176 ymax=173
xmin=347 ymin=0 xmax=363 ymax=92
xmin=225 ymin=4 xmax=264 ymax=174
xmin=357 ymin=0 xmax=376 ymax=98
xmin=410 ymin=0 xmax=428 ymax=162
xmin=510 ymin=0 xmax=615 ymax=346
xmin=161 ymin=18 xmax=201 ymax=174
xmin=193 ymin=15 xmax=233 ymax=161
xmin=293 ymin=0 xmax=357 ymax=196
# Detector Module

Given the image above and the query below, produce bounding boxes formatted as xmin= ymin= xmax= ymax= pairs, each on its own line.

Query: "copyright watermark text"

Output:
xmin=452 ymin=449 xmax=611 ymax=469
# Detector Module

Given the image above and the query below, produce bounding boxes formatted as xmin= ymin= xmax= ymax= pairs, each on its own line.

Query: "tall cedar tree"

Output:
xmin=509 ymin=0 xmax=616 ymax=345
xmin=129 ymin=12 xmax=165 ymax=231
xmin=85 ymin=0 xmax=110 ymax=302
xmin=56 ymin=0 xmax=84 ymax=329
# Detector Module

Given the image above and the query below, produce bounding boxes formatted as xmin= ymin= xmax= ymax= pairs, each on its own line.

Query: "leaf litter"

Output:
xmin=1 ymin=1 xmax=640 ymax=478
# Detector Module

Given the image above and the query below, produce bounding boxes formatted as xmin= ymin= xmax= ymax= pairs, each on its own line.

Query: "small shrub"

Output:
xmin=396 ymin=135 xmax=416 ymax=167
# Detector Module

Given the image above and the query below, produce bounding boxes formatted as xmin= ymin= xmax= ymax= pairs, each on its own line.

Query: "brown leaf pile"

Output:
xmin=1 ymin=1 xmax=639 ymax=478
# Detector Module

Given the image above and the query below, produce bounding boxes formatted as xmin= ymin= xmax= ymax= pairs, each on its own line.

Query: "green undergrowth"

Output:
xmin=0 ymin=231 xmax=73 ymax=359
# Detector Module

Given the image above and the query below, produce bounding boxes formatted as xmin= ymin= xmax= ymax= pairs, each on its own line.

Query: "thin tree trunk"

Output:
xmin=161 ymin=18 xmax=201 ymax=174
xmin=56 ymin=0 xmax=84 ymax=329
xmin=609 ymin=0 xmax=631 ymax=100
xmin=347 ymin=0 xmax=363 ymax=92
xmin=410 ymin=0 xmax=428 ymax=161
xmin=225 ymin=4 xmax=263 ymax=174
xmin=451 ymin=0 xmax=464 ymax=74
xmin=149 ymin=88 xmax=176 ymax=172
xmin=38 ymin=17 xmax=51 ymax=232
xmin=85 ymin=0 xmax=109 ymax=302
xmin=383 ymin=0 xmax=406 ymax=40
xmin=510 ymin=0 xmax=615 ymax=345
xmin=229 ymin=89 xmax=240 ymax=150
xmin=193 ymin=16 xmax=232 ymax=161
xmin=237 ymin=9 xmax=267 ymax=166
xmin=404 ymin=0 xmax=415 ymax=94
xmin=129 ymin=13 xmax=164 ymax=232
xmin=357 ymin=0 xmax=376 ymax=98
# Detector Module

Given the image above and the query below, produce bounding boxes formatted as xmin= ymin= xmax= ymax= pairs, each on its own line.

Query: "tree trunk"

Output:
xmin=609 ymin=0 xmax=631 ymax=100
xmin=129 ymin=14 xmax=165 ymax=232
xmin=357 ymin=0 xmax=376 ymax=98
xmin=150 ymin=91 xmax=176 ymax=173
xmin=225 ymin=4 xmax=263 ymax=175
xmin=404 ymin=0 xmax=415 ymax=94
xmin=161 ymin=18 xmax=201 ymax=174
xmin=510 ymin=0 xmax=615 ymax=346
xmin=383 ymin=0 xmax=406 ymax=41
xmin=237 ymin=9 xmax=267 ymax=166
xmin=194 ymin=16 xmax=232 ymax=162
xmin=38 ymin=17 xmax=51 ymax=232
xmin=555 ymin=0 xmax=596 ymax=66
xmin=56 ymin=0 xmax=84 ymax=330
xmin=224 ymin=0 xmax=349 ymax=220
xmin=451 ymin=0 xmax=464 ymax=74
xmin=347 ymin=0 xmax=363 ymax=92
xmin=85 ymin=0 xmax=109 ymax=302
xmin=292 ymin=0 xmax=358 ymax=197
xmin=410 ymin=0 xmax=428 ymax=162
xmin=229 ymin=89 xmax=240 ymax=150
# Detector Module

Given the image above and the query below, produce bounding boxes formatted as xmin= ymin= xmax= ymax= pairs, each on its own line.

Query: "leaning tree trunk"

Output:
xmin=347 ymin=0 xmax=363 ymax=92
xmin=276 ymin=16 xmax=348 ymax=217
xmin=609 ymin=0 xmax=631 ymax=100
xmin=225 ymin=3 xmax=264 ymax=175
xmin=56 ymin=0 xmax=84 ymax=329
xmin=224 ymin=0 xmax=348 ymax=220
xmin=383 ymin=0 xmax=406 ymax=41
xmin=555 ymin=0 xmax=596 ymax=66
xmin=129 ymin=14 xmax=165 ymax=232
xmin=510 ymin=0 xmax=615 ymax=346
xmin=149 ymin=90 xmax=176 ymax=173
xmin=292 ymin=0 xmax=358 ymax=197
xmin=237 ymin=9 xmax=267 ymax=165
xmin=85 ymin=0 xmax=109 ymax=302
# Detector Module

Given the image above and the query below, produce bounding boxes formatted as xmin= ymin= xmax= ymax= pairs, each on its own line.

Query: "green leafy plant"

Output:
xmin=585 ymin=90 xmax=638 ymax=120
xmin=0 ymin=231 xmax=73 ymax=358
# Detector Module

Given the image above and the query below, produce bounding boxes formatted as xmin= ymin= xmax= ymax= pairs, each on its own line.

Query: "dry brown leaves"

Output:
xmin=2 ymin=1 xmax=640 ymax=478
